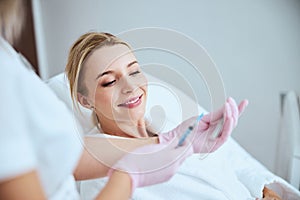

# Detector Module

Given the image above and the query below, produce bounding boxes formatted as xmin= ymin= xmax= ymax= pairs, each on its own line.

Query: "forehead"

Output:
xmin=85 ymin=44 xmax=136 ymax=73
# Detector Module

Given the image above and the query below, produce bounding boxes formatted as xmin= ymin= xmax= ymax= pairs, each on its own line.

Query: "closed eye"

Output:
xmin=101 ymin=80 xmax=116 ymax=87
xmin=130 ymin=70 xmax=141 ymax=76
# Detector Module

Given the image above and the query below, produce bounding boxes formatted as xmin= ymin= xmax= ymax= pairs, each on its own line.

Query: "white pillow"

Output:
xmin=46 ymin=72 xmax=207 ymax=135
xmin=46 ymin=73 xmax=95 ymax=134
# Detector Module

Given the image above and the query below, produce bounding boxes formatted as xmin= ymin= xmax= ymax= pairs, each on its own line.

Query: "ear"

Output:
xmin=77 ymin=93 xmax=93 ymax=109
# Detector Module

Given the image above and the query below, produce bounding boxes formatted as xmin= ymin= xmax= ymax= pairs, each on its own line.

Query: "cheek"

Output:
xmin=137 ymin=74 xmax=148 ymax=90
xmin=141 ymin=74 xmax=148 ymax=84
xmin=142 ymin=78 xmax=148 ymax=95
xmin=95 ymin=90 xmax=114 ymax=110
xmin=141 ymin=85 xmax=147 ymax=96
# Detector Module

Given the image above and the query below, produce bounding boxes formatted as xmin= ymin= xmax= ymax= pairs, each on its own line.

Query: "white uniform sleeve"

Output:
xmin=0 ymin=57 xmax=38 ymax=180
xmin=0 ymin=37 xmax=83 ymax=198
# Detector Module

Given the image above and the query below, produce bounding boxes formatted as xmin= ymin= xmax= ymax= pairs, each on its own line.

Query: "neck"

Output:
xmin=98 ymin=115 xmax=149 ymax=138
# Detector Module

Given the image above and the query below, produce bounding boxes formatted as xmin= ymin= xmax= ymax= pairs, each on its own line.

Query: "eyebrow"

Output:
xmin=95 ymin=60 xmax=138 ymax=80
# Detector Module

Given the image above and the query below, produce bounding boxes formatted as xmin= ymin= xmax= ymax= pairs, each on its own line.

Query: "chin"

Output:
xmin=128 ymin=107 xmax=145 ymax=120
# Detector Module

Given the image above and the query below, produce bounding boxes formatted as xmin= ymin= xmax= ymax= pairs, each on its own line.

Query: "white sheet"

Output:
xmin=78 ymin=135 xmax=300 ymax=200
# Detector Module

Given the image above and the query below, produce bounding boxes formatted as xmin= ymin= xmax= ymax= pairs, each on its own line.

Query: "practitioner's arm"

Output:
xmin=95 ymin=142 xmax=193 ymax=200
xmin=95 ymin=171 xmax=131 ymax=200
xmin=0 ymin=171 xmax=46 ymax=200
xmin=74 ymin=136 xmax=159 ymax=180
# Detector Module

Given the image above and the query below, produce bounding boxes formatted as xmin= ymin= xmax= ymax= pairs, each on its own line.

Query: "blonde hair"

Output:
xmin=0 ymin=0 xmax=25 ymax=44
xmin=65 ymin=32 xmax=131 ymax=110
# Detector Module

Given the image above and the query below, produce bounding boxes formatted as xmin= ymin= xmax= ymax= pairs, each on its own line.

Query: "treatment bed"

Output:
xmin=47 ymin=72 xmax=300 ymax=200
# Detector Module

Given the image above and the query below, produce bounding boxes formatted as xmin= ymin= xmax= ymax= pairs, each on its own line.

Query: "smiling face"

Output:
xmin=80 ymin=44 xmax=148 ymax=132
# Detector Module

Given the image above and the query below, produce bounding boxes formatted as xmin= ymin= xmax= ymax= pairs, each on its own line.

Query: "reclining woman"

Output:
xmin=65 ymin=32 xmax=282 ymax=199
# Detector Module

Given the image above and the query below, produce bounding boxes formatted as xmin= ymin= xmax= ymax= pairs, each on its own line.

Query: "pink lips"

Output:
xmin=118 ymin=94 xmax=143 ymax=108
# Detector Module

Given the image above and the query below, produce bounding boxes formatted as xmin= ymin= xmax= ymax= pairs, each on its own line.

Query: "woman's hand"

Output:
xmin=260 ymin=186 xmax=282 ymax=200
xmin=159 ymin=97 xmax=248 ymax=154
xmin=107 ymin=142 xmax=193 ymax=195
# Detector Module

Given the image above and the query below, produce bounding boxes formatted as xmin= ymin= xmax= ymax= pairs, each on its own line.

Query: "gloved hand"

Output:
xmin=159 ymin=97 xmax=248 ymax=154
xmin=108 ymin=142 xmax=193 ymax=195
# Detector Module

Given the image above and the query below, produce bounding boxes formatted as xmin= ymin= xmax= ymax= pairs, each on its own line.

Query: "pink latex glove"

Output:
xmin=108 ymin=142 xmax=193 ymax=195
xmin=159 ymin=97 xmax=248 ymax=153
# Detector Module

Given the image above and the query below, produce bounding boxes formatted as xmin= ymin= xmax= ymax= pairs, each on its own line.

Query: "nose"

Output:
xmin=121 ymin=77 xmax=136 ymax=94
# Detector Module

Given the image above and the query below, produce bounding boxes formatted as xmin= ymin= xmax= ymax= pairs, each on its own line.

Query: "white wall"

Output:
xmin=33 ymin=0 xmax=300 ymax=172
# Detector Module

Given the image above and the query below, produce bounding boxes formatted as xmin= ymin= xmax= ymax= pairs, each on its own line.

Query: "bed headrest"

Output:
xmin=46 ymin=72 xmax=207 ymax=134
